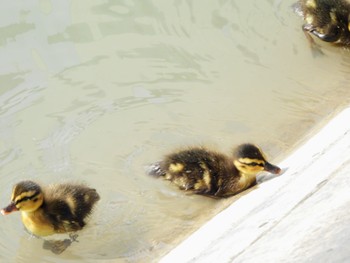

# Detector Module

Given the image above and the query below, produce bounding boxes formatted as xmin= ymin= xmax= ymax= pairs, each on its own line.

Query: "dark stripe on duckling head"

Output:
xmin=11 ymin=181 xmax=42 ymax=202
xmin=14 ymin=191 xmax=41 ymax=205
xmin=237 ymin=158 xmax=265 ymax=167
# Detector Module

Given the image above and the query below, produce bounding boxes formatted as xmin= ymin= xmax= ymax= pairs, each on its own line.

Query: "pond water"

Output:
xmin=1 ymin=0 xmax=350 ymax=262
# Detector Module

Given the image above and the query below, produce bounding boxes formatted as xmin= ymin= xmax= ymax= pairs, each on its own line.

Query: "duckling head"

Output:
xmin=233 ymin=144 xmax=281 ymax=176
xmin=1 ymin=181 xmax=44 ymax=215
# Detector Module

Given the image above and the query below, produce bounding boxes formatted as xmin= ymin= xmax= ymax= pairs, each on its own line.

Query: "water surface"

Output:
xmin=1 ymin=0 xmax=350 ymax=262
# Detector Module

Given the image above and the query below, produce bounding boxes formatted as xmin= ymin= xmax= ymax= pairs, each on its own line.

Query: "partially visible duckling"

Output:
xmin=1 ymin=181 xmax=100 ymax=237
xmin=294 ymin=0 xmax=350 ymax=50
xmin=148 ymin=143 xmax=281 ymax=198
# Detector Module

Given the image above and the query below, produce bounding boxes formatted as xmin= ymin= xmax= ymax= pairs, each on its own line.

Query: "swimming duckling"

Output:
xmin=1 ymin=180 xmax=100 ymax=237
xmin=294 ymin=0 xmax=350 ymax=49
xmin=148 ymin=143 xmax=281 ymax=198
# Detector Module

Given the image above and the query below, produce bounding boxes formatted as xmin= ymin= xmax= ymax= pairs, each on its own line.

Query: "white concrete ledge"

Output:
xmin=161 ymin=108 xmax=350 ymax=263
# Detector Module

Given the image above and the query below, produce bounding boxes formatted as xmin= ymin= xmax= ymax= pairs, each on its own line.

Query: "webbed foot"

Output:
xmin=302 ymin=24 xmax=325 ymax=56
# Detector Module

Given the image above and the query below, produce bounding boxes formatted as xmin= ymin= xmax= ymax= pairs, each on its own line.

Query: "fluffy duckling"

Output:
xmin=294 ymin=0 xmax=350 ymax=49
xmin=148 ymin=143 xmax=281 ymax=198
xmin=1 ymin=180 xmax=100 ymax=237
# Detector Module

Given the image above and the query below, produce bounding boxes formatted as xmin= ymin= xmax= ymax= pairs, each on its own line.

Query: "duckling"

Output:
xmin=294 ymin=0 xmax=350 ymax=49
xmin=1 ymin=180 xmax=100 ymax=237
xmin=148 ymin=143 xmax=281 ymax=198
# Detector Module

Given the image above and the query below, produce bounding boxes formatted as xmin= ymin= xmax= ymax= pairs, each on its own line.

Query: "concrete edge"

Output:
xmin=160 ymin=107 xmax=350 ymax=263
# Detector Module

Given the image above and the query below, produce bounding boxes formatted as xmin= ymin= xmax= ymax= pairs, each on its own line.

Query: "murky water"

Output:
xmin=1 ymin=0 xmax=350 ymax=262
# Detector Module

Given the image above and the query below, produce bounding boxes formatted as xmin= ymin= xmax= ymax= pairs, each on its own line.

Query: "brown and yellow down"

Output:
xmin=148 ymin=143 xmax=281 ymax=198
xmin=1 ymin=180 xmax=100 ymax=237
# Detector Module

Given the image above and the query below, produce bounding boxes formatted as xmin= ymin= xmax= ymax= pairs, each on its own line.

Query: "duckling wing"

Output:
xmin=44 ymin=184 xmax=100 ymax=233
xmin=44 ymin=199 xmax=85 ymax=232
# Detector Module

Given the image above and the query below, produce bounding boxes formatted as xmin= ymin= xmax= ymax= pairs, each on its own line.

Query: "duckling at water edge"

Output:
xmin=148 ymin=143 xmax=281 ymax=198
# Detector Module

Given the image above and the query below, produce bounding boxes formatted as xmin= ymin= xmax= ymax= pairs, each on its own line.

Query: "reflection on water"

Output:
xmin=1 ymin=0 xmax=350 ymax=262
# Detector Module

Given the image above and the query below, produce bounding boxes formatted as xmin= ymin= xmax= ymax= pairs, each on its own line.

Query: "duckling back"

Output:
xmin=149 ymin=147 xmax=238 ymax=196
xmin=43 ymin=183 xmax=100 ymax=232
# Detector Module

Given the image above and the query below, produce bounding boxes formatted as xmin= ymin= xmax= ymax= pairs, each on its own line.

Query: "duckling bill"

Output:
xmin=148 ymin=143 xmax=281 ymax=198
xmin=1 ymin=181 xmax=100 ymax=237
xmin=294 ymin=0 xmax=350 ymax=48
